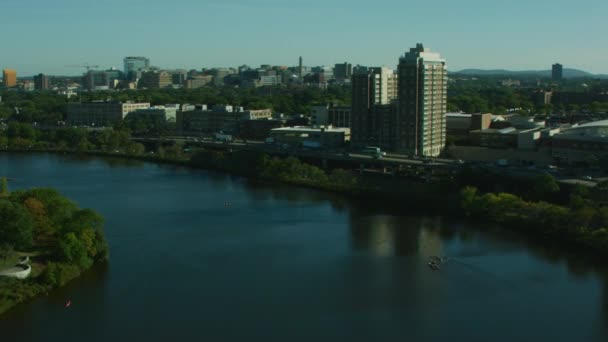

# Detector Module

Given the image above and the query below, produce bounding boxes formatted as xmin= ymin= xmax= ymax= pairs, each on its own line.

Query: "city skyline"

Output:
xmin=2 ymin=0 xmax=608 ymax=76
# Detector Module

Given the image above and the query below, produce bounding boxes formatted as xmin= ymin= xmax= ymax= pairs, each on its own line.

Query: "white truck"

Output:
xmin=215 ymin=133 xmax=233 ymax=142
xmin=362 ymin=146 xmax=386 ymax=159
xmin=496 ymin=159 xmax=509 ymax=167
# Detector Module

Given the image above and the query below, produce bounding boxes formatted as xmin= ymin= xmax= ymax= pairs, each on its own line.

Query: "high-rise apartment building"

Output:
xmin=396 ymin=44 xmax=447 ymax=157
xmin=552 ymin=63 xmax=563 ymax=81
xmin=2 ymin=69 xmax=17 ymax=88
xmin=124 ymin=56 xmax=150 ymax=80
xmin=350 ymin=66 xmax=398 ymax=148
xmin=34 ymin=73 xmax=49 ymax=90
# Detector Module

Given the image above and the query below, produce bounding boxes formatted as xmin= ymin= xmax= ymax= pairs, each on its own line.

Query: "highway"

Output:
xmin=132 ymin=136 xmax=605 ymax=184
xmin=133 ymin=136 xmax=457 ymax=168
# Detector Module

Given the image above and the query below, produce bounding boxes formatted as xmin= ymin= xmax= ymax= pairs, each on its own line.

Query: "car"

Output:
xmin=582 ymin=176 xmax=593 ymax=181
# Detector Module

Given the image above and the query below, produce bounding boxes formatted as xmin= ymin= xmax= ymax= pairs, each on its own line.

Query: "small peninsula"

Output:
xmin=0 ymin=177 xmax=108 ymax=314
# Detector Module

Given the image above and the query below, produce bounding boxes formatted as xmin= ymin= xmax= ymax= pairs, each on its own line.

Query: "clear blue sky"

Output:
xmin=2 ymin=0 xmax=607 ymax=76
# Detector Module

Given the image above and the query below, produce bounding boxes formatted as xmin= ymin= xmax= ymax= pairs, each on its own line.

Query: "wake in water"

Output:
xmin=428 ymin=256 xmax=519 ymax=290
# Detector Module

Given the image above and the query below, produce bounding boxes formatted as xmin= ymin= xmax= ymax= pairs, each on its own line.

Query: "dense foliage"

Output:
xmin=461 ymin=185 xmax=608 ymax=255
xmin=447 ymin=78 xmax=608 ymax=115
xmin=0 ymin=182 xmax=108 ymax=313
xmin=0 ymin=86 xmax=351 ymax=125
xmin=190 ymin=149 xmax=360 ymax=192
xmin=0 ymin=122 xmax=139 ymax=153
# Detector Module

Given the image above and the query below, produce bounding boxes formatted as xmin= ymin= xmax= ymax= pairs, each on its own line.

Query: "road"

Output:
xmin=132 ymin=136 xmax=605 ymax=183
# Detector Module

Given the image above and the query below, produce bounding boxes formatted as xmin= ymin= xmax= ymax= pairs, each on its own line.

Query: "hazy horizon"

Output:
xmin=3 ymin=0 xmax=607 ymax=76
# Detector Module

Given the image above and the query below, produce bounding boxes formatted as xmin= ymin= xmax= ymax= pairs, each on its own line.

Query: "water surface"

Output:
xmin=0 ymin=153 xmax=607 ymax=341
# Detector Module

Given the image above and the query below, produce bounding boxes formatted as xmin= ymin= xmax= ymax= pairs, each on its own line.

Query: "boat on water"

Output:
xmin=428 ymin=256 xmax=450 ymax=271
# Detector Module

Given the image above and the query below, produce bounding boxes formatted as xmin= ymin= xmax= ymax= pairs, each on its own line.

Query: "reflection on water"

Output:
xmin=1 ymin=153 xmax=608 ymax=341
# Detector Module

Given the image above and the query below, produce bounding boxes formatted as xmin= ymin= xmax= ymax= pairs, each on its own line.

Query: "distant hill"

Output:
xmin=452 ymin=68 xmax=608 ymax=79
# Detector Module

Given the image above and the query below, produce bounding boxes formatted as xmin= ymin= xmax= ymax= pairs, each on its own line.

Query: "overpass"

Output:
xmin=132 ymin=136 xmax=463 ymax=176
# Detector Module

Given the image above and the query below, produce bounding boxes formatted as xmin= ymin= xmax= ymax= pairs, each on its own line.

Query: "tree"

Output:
xmin=530 ymin=173 xmax=560 ymax=201
xmin=58 ymin=232 xmax=92 ymax=269
xmin=127 ymin=142 xmax=145 ymax=156
xmin=460 ymin=186 xmax=478 ymax=216
xmin=0 ymin=200 xmax=35 ymax=249
xmin=0 ymin=177 xmax=8 ymax=196
xmin=0 ymin=243 xmax=14 ymax=263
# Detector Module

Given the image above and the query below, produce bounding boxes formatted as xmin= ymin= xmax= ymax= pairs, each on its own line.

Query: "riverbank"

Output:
xmin=3 ymin=147 xmax=608 ymax=260
xmin=0 ymin=183 xmax=109 ymax=315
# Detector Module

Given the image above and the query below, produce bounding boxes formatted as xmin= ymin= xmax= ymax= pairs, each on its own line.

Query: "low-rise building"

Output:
xmin=552 ymin=120 xmax=608 ymax=164
xmin=67 ymin=101 xmax=150 ymax=126
xmin=177 ymin=105 xmax=272 ymax=134
xmin=127 ymin=104 xmax=179 ymax=122
xmin=446 ymin=112 xmax=492 ymax=136
xmin=239 ymin=118 xmax=284 ymax=140
xmin=269 ymin=126 xmax=350 ymax=148
xmin=469 ymin=127 xmax=520 ymax=149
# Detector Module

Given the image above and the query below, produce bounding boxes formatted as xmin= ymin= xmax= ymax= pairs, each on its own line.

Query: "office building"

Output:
xmin=82 ymin=69 xmax=123 ymax=91
xmin=83 ymin=70 xmax=108 ymax=90
xmin=396 ymin=44 xmax=447 ymax=157
xmin=126 ymin=105 xmax=179 ymax=122
xmin=2 ymin=69 xmax=17 ymax=88
xmin=259 ymin=75 xmax=282 ymax=86
xmin=140 ymin=71 xmax=172 ymax=89
xmin=124 ymin=57 xmax=150 ymax=80
xmin=184 ymin=75 xmax=213 ymax=89
xmin=211 ymin=68 xmax=234 ymax=86
xmin=67 ymin=101 xmax=150 ymax=126
xmin=169 ymin=70 xmax=188 ymax=85
xmin=311 ymin=66 xmax=334 ymax=85
xmin=177 ymin=105 xmax=272 ymax=134
xmin=552 ymin=63 xmax=563 ymax=81
xmin=351 ymin=66 xmax=398 ymax=148
xmin=334 ymin=62 xmax=352 ymax=81
xmin=33 ymin=73 xmax=49 ymax=90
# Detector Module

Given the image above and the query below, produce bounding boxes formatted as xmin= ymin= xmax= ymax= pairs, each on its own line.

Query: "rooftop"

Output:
xmin=555 ymin=119 xmax=608 ymax=140
xmin=271 ymin=126 xmax=349 ymax=133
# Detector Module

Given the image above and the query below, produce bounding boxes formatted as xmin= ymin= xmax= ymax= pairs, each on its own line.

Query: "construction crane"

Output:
xmin=66 ymin=63 xmax=100 ymax=72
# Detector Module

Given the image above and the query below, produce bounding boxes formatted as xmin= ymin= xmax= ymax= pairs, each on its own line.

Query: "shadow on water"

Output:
xmin=58 ymin=154 xmax=147 ymax=169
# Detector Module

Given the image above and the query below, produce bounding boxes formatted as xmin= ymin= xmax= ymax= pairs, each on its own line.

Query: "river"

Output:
xmin=0 ymin=153 xmax=607 ymax=341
